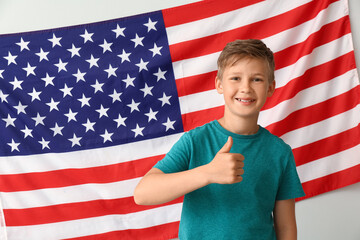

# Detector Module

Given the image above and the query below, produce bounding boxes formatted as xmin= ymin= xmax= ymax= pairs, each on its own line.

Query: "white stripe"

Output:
xmin=179 ymin=89 xmax=224 ymax=115
xmin=263 ymin=0 xmax=347 ymax=53
xmin=0 ymin=178 xmax=140 ymax=209
xmin=0 ymin=133 xmax=182 ymax=175
xmin=274 ymin=34 xmax=353 ymax=88
xmin=173 ymin=51 xmax=219 ymax=80
xmin=166 ymin=0 xmax=312 ymax=45
xmin=258 ymin=69 xmax=359 ymax=128
xmin=5 ymin=203 xmax=182 ymax=240
xmin=173 ymin=34 xmax=352 ymax=84
xmin=297 ymin=144 xmax=360 ymax=183
xmin=280 ymin=104 xmax=360 ymax=149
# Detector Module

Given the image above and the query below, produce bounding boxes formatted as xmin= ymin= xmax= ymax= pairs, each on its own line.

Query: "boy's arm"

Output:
xmin=134 ymin=136 xmax=244 ymax=205
xmin=273 ymin=199 xmax=297 ymax=240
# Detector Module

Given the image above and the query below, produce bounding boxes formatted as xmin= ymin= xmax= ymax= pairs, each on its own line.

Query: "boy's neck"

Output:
xmin=217 ymin=116 xmax=259 ymax=135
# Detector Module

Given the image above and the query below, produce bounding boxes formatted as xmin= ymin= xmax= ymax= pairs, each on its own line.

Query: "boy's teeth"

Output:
xmin=237 ymin=98 xmax=254 ymax=102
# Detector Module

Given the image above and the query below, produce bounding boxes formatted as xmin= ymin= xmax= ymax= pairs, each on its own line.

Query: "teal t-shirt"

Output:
xmin=154 ymin=120 xmax=305 ymax=240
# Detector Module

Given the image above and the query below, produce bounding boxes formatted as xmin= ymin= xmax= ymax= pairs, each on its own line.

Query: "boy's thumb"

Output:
xmin=218 ymin=136 xmax=233 ymax=153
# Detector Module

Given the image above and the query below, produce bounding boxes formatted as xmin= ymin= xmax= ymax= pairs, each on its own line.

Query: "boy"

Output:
xmin=134 ymin=39 xmax=305 ymax=239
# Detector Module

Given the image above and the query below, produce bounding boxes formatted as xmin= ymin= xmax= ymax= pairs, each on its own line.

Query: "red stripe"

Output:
xmin=296 ymin=163 xmax=360 ymax=201
xmin=182 ymin=106 xmax=224 ymax=132
xmin=162 ymin=0 xmax=263 ymax=28
xmin=266 ymin=85 xmax=360 ymax=137
xmin=4 ymin=196 xmax=183 ymax=226
xmin=0 ymin=155 xmax=164 ymax=192
xmin=176 ymin=71 xmax=217 ymax=97
xmin=274 ymin=16 xmax=351 ymax=70
xmin=168 ymin=0 xmax=337 ymax=63
xmin=293 ymin=125 xmax=360 ymax=166
xmin=263 ymin=52 xmax=357 ymax=111
xmin=64 ymin=221 xmax=179 ymax=240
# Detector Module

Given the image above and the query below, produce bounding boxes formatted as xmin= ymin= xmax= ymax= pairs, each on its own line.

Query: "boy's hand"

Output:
xmin=202 ymin=136 xmax=245 ymax=184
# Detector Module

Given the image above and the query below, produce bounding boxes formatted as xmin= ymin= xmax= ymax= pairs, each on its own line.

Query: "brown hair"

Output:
xmin=217 ymin=39 xmax=275 ymax=82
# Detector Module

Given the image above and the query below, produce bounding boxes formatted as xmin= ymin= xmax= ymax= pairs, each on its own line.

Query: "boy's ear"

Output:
xmin=215 ymin=76 xmax=223 ymax=94
xmin=267 ymin=80 xmax=276 ymax=97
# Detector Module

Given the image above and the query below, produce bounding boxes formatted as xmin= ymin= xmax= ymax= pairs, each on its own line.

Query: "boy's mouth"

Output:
xmin=235 ymin=98 xmax=255 ymax=103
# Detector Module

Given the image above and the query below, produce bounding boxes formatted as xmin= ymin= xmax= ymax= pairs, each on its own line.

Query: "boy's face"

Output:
xmin=215 ymin=57 xmax=275 ymax=121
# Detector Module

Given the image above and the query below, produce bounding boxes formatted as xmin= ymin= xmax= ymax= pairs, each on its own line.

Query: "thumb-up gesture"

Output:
xmin=203 ymin=136 xmax=245 ymax=184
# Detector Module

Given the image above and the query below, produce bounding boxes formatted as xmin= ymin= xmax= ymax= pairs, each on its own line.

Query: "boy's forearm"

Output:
xmin=134 ymin=166 xmax=210 ymax=205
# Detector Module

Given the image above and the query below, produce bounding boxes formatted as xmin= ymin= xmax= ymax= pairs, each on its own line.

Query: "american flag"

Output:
xmin=0 ymin=0 xmax=359 ymax=239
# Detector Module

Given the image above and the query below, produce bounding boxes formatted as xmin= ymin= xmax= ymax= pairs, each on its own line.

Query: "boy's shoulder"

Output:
xmin=185 ymin=120 xmax=219 ymax=138
xmin=261 ymin=127 xmax=293 ymax=152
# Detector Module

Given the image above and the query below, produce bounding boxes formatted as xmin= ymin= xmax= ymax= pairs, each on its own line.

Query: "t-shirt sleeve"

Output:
xmin=153 ymin=133 xmax=192 ymax=173
xmin=276 ymin=147 xmax=305 ymax=200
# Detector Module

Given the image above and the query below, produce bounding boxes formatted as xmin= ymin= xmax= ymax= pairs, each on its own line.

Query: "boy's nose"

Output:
xmin=240 ymin=79 xmax=251 ymax=93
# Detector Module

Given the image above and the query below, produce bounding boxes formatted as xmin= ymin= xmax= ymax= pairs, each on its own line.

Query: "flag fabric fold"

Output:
xmin=0 ymin=0 xmax=359 ymax=239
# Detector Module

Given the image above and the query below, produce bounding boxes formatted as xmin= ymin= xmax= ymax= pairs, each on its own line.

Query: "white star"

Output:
xmin=132 ymin=124 xmax=145 ymax=138
xmin=91 ymin=80 xmax=104 ymax=93
xmin=22 ymin=62 xmax=36 ymax=76
xmin=99 ymin=39 xmax=113 ymax=53
xmin=109 ymin=89 xmax=122 ymax=103
xmin=60 ymin=84 xmax=73 ymax=97
xmin=131 ymin=34 xmax=144 ymax=48
xmin=14 ymin=102 xmax=27 ymax=114
xmin=8 ymin=139 xmax=20 ymax=152
xmin=54 ymin=59 xmax=68 ymax=72
xmin=86 ymin=54 xmax=99 ymax=68
xmin=41 ymin=73 xmax=55 ymax=86
xmin=2 ymin=114 xmax=16 ymax=127
xmin=82 ymin=118 xmax=96 ymax=132
xmin=38 ymin=137 xmax=50 ymax=150
xmin=158 ymin=92 xmax=171 ymax=106
xmin=0 ymin=90 xmax=9 ymax=103
xmin=48 ymin=33 xmax=62 ymax=47
xmin=72 ymin=69 xmax=86 ymax=82
xmin=122 ymin=74 xmax=135 ymax=88
xmin=36 ymin=48 xmax=49 ymax=62
xmin=50 ymin=123 xmax=64 ymax=136
xmin=0 ymin=69 xmax=3 ymax=79
xmin=32 ymin=113 xmax=46 ymax=126
xmin=46 ymin=98 xmax=60 ymax=112
xmin=163 ymin=117 xmax=176 ymax=131
xmin=21 ymin=126 xmax=33 ymax=138
xmin=96 ymin=104 xmax=109 ymax=118
xmin=112 ymin=24 xmax=126 ymax=38
xmin=78 ymin=94 xmax=91 ymax=107
xmin=16 ymin=37 xmax=30 ymax=51
xmin=28 ymin=88 xmax=41 ymax=102
xmin=117 ymin=49 xmax=131 ymax=63
xmin=67 ymin=44 xmax=81 ymax=57
xmin=145 ymin=108 xmax=158 ymax=122
xmin=114 ymin=114 xmax=127 ymax=127
xmin=149 ymin=43 xmax=163 ymax=57
xmin=140 ymin=83 xmax=153 ymax=97
xmin=64 ymin=109 xmax=78 ymax=122
xmin=80 ymin=29 xmax=94 ymax=43
xmin=4 ymin=51 xmax=17 ymax=65
xmin=9 ymin=76 xmax=23 ymax=90
xmin=68 ymin=134 xmax=82 ymax=147
xmin=135 ymin=58 xmax=149 ymax=72
xmin=127 ymin=99 xmax=140 ymax=113
xmin=104 ymin=64 xmax=118 ymax=78
xmin=100 ymin=129 xmax=113 ymax=143
xmin=153 ymin=67 xmax=167 ymax=81
xmin=144 ymin=18 xmax=158 ymax=32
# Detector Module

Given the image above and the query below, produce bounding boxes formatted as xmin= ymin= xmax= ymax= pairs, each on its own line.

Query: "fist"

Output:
xmin=204 ymin=136 xmax=245 ymax=184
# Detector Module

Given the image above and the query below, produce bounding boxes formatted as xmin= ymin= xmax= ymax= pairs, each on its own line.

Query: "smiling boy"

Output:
xmin=134 ymin=39 xmax=305 ymax=239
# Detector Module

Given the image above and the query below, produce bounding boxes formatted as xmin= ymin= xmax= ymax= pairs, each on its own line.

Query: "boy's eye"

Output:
xmin=231 ymin=77 xmax=240 ymax=81
xmin=253 ymin=78 xmax=263 ymax=82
